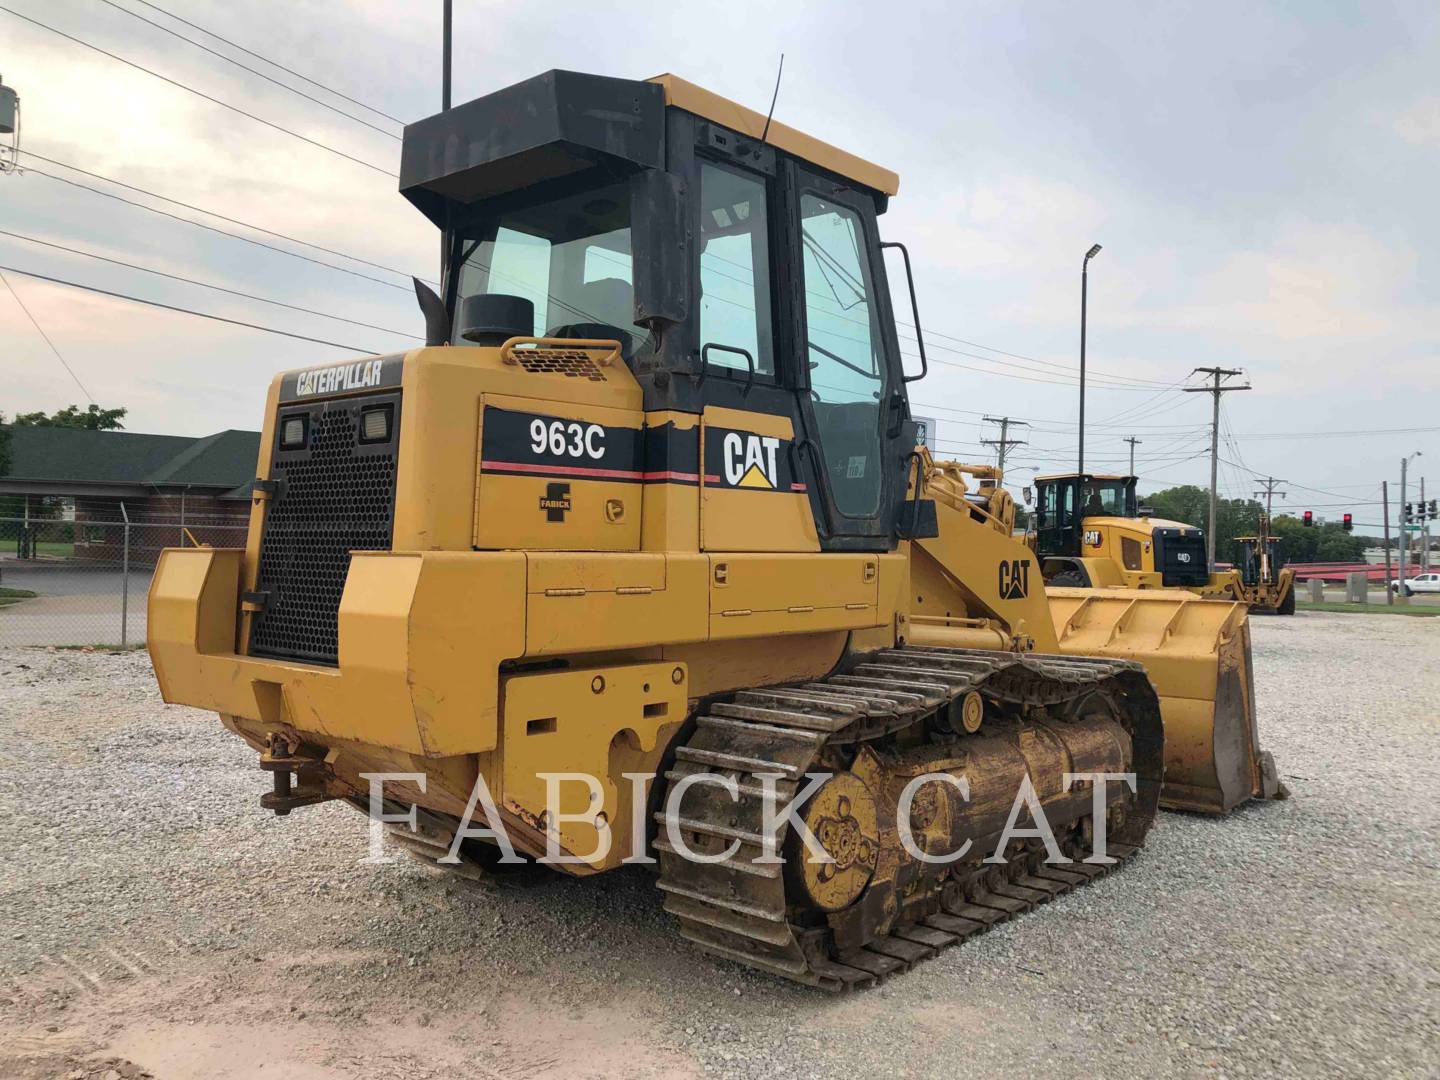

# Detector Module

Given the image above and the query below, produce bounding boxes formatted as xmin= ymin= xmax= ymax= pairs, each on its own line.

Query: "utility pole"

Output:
xmin=1423 ymin=476 xmax=1429 ymax=572
xmin=1254 ymin=476 xmax=1286 ymax=518
xmin=981 ymin=416 xmax=1029 ymax=474
xmin=1399 ymin=451 xmax=1422 ymax=602
xmin=1382 ymin=480 xmax=1393 ymax=606
xmin=1124 ymin=436 xmax=1142 ymax=475
xmin=1184 ymin=367 xmax=1251 ymax=567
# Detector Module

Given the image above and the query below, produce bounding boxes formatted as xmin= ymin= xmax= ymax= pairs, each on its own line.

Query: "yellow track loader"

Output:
xmin=149 ymin=71 xmax=1280 ymax=988
xmin=1031 ymin=472 xmax=1295 ymax=614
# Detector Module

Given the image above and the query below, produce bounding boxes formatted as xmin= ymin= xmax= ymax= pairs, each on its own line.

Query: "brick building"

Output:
xmin=0 ymin=425 xmax=260 ymax=565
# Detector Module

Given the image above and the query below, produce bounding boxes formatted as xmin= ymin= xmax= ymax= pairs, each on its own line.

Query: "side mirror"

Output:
xmin=1022 ymin=486 xmax=1033 ymax=505
xmin=1138 ymin=505 xmax=1155 ymax=518
xmin=880 ymin=241 xmax=928 ymax=382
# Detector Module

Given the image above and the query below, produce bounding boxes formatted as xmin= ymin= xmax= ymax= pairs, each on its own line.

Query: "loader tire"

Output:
xmin=1276 ymin=584 xmax=1296 ymax=615
xmin=1048 ymin=568 xmax=1088 ymax=588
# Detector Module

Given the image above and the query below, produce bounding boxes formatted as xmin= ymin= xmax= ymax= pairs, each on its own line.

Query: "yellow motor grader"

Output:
xmin=149 ymin=70 xmax=1281 ymax=989
xmin=1031 ymin=472 xmax=1295 ymax=614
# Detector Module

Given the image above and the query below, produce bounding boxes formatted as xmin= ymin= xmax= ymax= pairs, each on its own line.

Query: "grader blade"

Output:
xmin=1046 ymin=588 xmax=1287 ymax=814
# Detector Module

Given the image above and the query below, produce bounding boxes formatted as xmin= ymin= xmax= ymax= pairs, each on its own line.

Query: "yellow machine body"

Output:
xmin=150 ymin=342 xmax=912 ymax=871
xmin=909 ymin=461 xmax=1280 ymax=813
xmin=1032 ymin=472 xmax=1295 ymax=615
xmin=147 ymin=69 xmax=1278 ymax=985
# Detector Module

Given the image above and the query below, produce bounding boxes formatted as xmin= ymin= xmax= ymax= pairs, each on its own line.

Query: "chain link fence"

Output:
xmin=0 ymin=516 xmax=248 ymax=647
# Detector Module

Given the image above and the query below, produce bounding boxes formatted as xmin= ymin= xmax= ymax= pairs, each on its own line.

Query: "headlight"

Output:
xmin=360 ymin=404 xmax=392 ymax=443
xmin=279 ymin=415 xmax=307 ymax=449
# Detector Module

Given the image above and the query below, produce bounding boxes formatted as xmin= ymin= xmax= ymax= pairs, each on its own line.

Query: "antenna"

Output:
xmin=760 ymin=53 xmax=785 ymax=143
xmin=0 ymin=73 xmax=20 ymax=175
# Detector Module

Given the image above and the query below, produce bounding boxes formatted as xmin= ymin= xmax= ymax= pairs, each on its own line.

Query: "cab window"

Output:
xmin=1081 ymin=480 xmax=1130 ymax=516
xmin=452 ymin=180 xmax=642 ymax=355
xmin=800 ymin=193 xmax=886 ymax=517
xmin=698 ymin=160 xmax=774 ymax=377
xmin=1040 ymin=481 xmax=1076 ymax=529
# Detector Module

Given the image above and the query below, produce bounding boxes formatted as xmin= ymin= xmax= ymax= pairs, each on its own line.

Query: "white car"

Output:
xmin=1392 ymin=572 xmax=1440 ymax=596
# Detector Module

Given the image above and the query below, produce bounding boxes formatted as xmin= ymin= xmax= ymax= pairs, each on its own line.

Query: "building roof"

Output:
xmin=0 ymin=424 xmax=260 ymax=497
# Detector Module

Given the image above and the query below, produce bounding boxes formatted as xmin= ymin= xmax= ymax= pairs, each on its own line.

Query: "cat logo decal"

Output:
xmin=998 ymin=558 xmax=1031 ymax=600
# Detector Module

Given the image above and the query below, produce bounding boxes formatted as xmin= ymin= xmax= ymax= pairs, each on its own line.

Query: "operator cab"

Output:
xmin=399 ymin=71 xmax=927 ymax=551
xmin=1033 ymin=473 xmax=1138 ymax=558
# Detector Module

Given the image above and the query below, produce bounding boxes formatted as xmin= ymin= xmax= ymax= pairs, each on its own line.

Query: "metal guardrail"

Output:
xmin=0 ymin=516 xmax=248 ymax=647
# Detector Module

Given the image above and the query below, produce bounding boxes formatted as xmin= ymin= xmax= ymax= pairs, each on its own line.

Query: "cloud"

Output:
xmin=1390 ymin=96 xmax=1440 ymax=145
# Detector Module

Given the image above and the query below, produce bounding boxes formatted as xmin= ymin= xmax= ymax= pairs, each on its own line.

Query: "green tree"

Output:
xmin=1268 ymin=514 xmax=1366 ymax=563
xmin=1138 ymin=485 xmax=1268 ymax=564
xmin=12 ymin=404 xmax=127 ymax=430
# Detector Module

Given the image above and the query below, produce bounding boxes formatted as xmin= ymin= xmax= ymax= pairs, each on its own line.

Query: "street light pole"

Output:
xmin=442 ymin=0 xmax=453 ymax=110
xmin=1079 ymin=243 xmax=1102 ymax=476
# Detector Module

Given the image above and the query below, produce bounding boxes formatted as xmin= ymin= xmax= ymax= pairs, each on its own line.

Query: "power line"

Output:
xmin=129 ymin=0 xmax=407 ymax=125
xmin=93 ymin=0 xmax=401 ymax=140
xmin=21 ymin=161 xmax=416 ymax=291
xmin=905 ymin=324 xmax=1173 ymax=387
xmin=980 ymin=416 xmax=1028 ymax=471
xmin=1232 ymin=425 xmax=1440 ymax=440
xmin=1184 ymin=367 xmax=1251 ymax=565
xmin=0 ymin=6 xmax=397 ymax=177
xmin=924 ymin=354 xmax=1171 ymax=391
xmin=0 ymin=229 xmax=422 ymax=339
xmin=698 ymin=246 xmax=1172 ymax=388
xmin=1 ymin=269 xmax=95 ymax=401
xmin=21 ymin=150 xmax=429 ymax=283
xmin=0 ymin=263 xmax=383 ymax=353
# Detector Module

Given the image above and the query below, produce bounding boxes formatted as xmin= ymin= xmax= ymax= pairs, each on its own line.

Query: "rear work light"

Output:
xmin=360 ymin=405 xmax=392 ymax=443
xmin=279 ymin=415 xmax=308 ymax=449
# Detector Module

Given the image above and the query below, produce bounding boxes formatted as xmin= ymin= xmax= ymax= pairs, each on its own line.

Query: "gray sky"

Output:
xmin=2 ymin=0 xmax=1437 ymax=525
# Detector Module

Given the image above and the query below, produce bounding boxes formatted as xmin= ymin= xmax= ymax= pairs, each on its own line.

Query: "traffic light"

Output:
xmin=1430 ymin=500 xmax=1438 ymax=516
xmin=1404 ymin=503 xmax=1413 ymax=520
xmin=1342 ymin=513 xmax=1353 ymax=532
xmin=1302 ymin=510 xmax=1313 ymax=527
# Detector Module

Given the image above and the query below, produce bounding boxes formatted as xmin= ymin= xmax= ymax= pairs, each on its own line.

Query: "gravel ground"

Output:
xmin=2 ymin=612 xmax=1437 ymax=1078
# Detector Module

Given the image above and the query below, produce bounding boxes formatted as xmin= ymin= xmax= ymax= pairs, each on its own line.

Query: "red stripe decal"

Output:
xmin=481 ymin=460 xmax=643 ymax=481
xmin=640 ymin=470 xmax=700 ymax=482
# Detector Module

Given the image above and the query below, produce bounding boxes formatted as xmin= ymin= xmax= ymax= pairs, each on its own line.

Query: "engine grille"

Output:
xmin=249 ymin=392 xmax=400 ymax=664
xmin=1155 ymin=528 xmax=1210 ymax=588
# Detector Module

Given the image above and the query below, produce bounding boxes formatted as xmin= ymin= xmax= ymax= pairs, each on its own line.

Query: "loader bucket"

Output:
xmin=1046 ymin=588 xmax=1285 ymax=814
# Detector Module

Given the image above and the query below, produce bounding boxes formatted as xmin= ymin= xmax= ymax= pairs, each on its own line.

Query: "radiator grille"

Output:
xmin=1156 ymin=529 xmax=1210 ymax=588
xmin=249 ymin=393 xmax=399 ymax=664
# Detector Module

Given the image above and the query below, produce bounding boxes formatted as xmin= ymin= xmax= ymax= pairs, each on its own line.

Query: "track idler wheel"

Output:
xmin=788 ymin=772 xmax=880 ymax=913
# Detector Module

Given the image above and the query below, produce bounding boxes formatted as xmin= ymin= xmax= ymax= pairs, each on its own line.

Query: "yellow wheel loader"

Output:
xmin=148 ymin=71 xmax=1280 ymax=989
xmin=1031 ymin=472 xmax=1295 ymax=614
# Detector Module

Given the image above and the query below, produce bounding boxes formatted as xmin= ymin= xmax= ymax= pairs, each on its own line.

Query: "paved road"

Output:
xmin=0 ymin=564 xmax=153 ymax=647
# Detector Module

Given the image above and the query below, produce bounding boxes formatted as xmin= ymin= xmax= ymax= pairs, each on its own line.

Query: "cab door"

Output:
xmin=788 ymin=168 xmax=910 ymax=550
